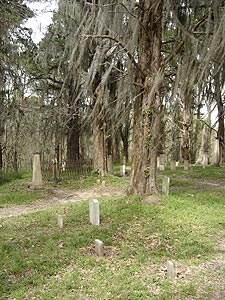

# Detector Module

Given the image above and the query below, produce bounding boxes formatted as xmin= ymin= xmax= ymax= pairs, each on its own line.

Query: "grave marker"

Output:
xmin=162 ymin=177 xmax=170 ymax=196
xmin=166 ymin=260 xmax=176 ymax=280
xmin=89 ymin=199 xmax=100 ymax=225
xmin=94 ymin=239 xmax=104 ymax=257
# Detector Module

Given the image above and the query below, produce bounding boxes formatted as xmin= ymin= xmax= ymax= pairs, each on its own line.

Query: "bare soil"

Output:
xmin=0 ymin=186 xmax=123 ymax=219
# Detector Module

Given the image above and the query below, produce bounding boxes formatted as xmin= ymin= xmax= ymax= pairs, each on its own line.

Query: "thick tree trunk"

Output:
xmin=181 ymin=95 xmax=191 ymax=169
xmin=66 ymin=86 xmax=80 ymax=162
xmin=215 ymin=70 xmax=224 ymax=163
xmin=130 ymin=0 xmax=163 ymax=195
xmin=92 ymin=86 xmax=108 ymax=176
xmin=112 ymin=127 xmax=120 ymax=162
xmin=196 ymin=124 xmax=209 ymax=166
xmin=67 ymin=113 xmax=80 ymax=161
xmin=0 ymin=141 xmax=3 ymax=170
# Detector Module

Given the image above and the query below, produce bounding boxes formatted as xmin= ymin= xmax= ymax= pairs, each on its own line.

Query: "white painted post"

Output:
xmin=89 ymin=199 xmax=100 ymax=225
xmin=166 ymin=260 xmax=176 ymax=280
xmin=162 ymin=177 xmax=170 ymax=196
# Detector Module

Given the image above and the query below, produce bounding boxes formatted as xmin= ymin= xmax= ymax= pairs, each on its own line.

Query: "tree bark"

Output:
xmin=92 ymin=85 xmax=108 ymax=176
xmin=130 ymin=0 xmax=163 ymax=195
xmin=215 ymin=70 xmax=224 ymax=164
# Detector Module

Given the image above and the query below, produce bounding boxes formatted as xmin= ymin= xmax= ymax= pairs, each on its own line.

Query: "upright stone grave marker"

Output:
xmin=31 ymin=152 xmax=43 ymax=189
xmin=89 ymin=199 xmax=100 ymax=225
xmin=120 ymin=156 xmax=126 ymax=176
xmin=162 ymin=177 xmax=170 ymax=196
xmin=166 ymin=260 xmax=176 ymax=280
xmin=184 ymin=160 xmax=190 ymax=171
xmin=170 ymin=160 xmax=176 ymax=172
xmin=57 ymin=214 xmax=64 ymax=229
xmin=159 ymin=153 xmax=166 ymax=171
xmin=94 ymin=239 xmax=104 ymax=257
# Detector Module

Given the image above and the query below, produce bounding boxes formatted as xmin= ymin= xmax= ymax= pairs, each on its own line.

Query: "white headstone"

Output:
xmin=167 ymin=260 xmax=176 ymax=280
xmin=89 ymin=199 xmax=100 ymax=225
xmin=162 ymin=177 xmax=170 ymax=196
xmin=211 ymin=139 xmax=220 ymax=166
xmin=94 ymin=239 xmax=104 ymax=257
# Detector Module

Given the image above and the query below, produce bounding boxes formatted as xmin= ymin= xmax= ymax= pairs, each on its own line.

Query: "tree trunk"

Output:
xmin=66 ymin=86 xmax=80 ymax=162
xmin=112 ymin=127 xmax=120 ymax=162
xmin=215 ymin=70 xmax=224 ymax=163
xmin=130 ymin=0 xmax=163 ymax=195
xmin=92 ymin=85 xmax=108 ymax=176
xmin=182 ymin=95 xmax=191 ymax=169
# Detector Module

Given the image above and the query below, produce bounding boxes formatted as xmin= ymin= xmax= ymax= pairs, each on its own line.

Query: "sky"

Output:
xmin=25 ymin=0 xmax=58 ymax=43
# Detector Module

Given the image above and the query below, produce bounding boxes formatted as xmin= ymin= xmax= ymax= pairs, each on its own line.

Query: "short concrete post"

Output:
xmin=166 ymin=260 xmax=176 ymax=280
xmin=31 ymin=153 xmax=43 ymax=189
xmin=184 ymin=160 xmax=190 ymax=171
xmin=159 ymin=153 xmax=166 ymax=171
xmin=101 ymin=180 xmax=106 ymax=187
xmin=89 ymin=199 xmax=100 ymax=225
xmin=162 ymin=177 xmax=170 ymax=196
xmin=94 ymin=239 xmax=104 ymax=257
xmin=120 ymin=156 xmax=126 ymax=176
xmin=170 ymin=160 xmax=176 ymax=171
xmin=202 ymin=153 xmax=208 ymax=168
xmin=157 ymin=157 xmax=160 ymax=169
xmin=211 ymin=139 xmax=220 ymax=166
xmin=57 ymin=214 xmax=63 ymax=229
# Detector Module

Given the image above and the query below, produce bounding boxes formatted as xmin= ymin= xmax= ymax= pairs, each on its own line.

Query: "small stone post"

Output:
xmin=211 ymin=139 xmax=220 ymax=166
xmin=94 ymin=239 xmax=104 ymax=257
xmin=57 ymin=214 xmax=63 ymax=229
xmin=159 ymin=153 xmax=166 ymax=171
xmin=31 ymin=152 xmax=43 ymax=189
xmin=170 ymin=160 xmax=176 ymax=171
xmin=184 ymin=160 xmax=190 ymax=171
xmin=162 ymin=177 xmax=170 ymax=196
xmin=120 ymin=156 xmax=126 ymax=176
xmin=89 ymin=199 xmax=100 ymax=225
xmin=166 ymin=260 xmax=176 ymax=280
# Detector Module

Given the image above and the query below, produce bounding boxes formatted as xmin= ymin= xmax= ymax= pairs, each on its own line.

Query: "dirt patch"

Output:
xmin=0 ymin=186 xmax=123 ymax=219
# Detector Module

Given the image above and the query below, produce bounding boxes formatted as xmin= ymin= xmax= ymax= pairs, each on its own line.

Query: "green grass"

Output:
xmin=0 ymin=172 xmax=44 ymax=207
xmin=1 ymin=187 xmax=225 ymax=299
xmin=1 ymin=165 xmax=225 ymax=299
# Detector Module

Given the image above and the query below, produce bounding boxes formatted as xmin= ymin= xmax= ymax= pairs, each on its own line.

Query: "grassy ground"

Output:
xmin=0 ymin=172 xmax=45 ymax=208
xmin=0 ymin=165 xmax=225 ymax=299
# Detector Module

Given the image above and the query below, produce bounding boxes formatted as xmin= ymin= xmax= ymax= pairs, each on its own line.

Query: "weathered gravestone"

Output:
xmin=184 ymin=160 xmax=190 ymax=171
xmin=159 ymin=153 xmax=166 ymax=171
xmin=170 ymin=160 xmax=176 ymax=172
xmin=89 ymin=199 xmax=100 ymax=225
xmin=162 ymin=177 xmax=170 ymax=196
xmin=120 ymin=156 xmax=126 ymax=176
xmin=166 ymin=260 xmax=176 ymax=280
xmin=57 ymin=214 xmax=63 ymax=229
xmin=94 ymin=239 xmax=104 ymax=257
xmin=211 ymin=139 xmax=220 ymax=166
xmin=31 ymin=152 xmax=43 ymax=189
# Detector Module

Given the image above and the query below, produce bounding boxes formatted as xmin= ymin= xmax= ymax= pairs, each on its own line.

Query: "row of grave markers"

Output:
xmin=57 ymin=199 xmax=176 ymax=279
